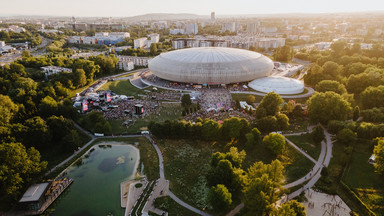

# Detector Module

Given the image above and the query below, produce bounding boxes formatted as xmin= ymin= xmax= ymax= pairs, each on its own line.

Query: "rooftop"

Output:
xmin=19 ymin=183 xmax=50 ymax=203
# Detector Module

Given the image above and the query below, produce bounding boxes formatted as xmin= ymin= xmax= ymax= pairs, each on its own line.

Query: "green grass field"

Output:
xmin=344 ymin=139 xmax=384 ymax=215
xmin=157 ymin=139 xmax=218 ymax=210
xmin=154 ymin=196 xmax=199 ymax=216
xmin=284 ymin=143 xmax=315 ymax=183
xmin=99 ymin=79 xmax=146 ymax=97
xmin=286 ymin=133 xmax=321 ymax=160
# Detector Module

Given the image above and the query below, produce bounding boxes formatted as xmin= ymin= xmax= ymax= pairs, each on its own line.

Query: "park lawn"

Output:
xmin=107 ymin=119 xmax=128 ymax=134
xmin=283 ymin=143 xmax=315 ymax=183
xmin=157 ymin=139 xmax=220 ymax=210
xmin=154 ymin=196 xmax=199 ymax=216
xmin=286 ymin=133 xmax=321 ymax=160
xmin=344 ymin=139 xmax=384 ymax=215
xmin=284 ymin=118 xmax=310 ymax=134
xmin=99 ymin=79 xmax=146 ymax=97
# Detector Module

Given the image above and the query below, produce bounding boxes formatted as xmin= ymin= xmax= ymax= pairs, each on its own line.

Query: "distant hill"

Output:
xmin=125 ymin=13 xmax=208 ymax=21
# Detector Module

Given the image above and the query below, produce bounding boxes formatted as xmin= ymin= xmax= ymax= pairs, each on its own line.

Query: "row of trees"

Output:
xmin=148 ymin=117 xmax=250 ymax=141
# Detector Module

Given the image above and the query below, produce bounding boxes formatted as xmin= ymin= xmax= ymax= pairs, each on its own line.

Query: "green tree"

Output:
xmin=221 ymin=117 xmax=250 ymax=141
xmin=276 ymin=113 xmax=290 ymax=131
xmin=276 ymin=200 xmax=306 ymax=216
xmin=321 ymin=61 xmax=341 ymax=79
xmin=304 ymin=64 xmax=327 ymax=86
xmin=263 ymin=133 xmax=285 ymax=155
xmin=246 ymin=128 xmax=262 ymax=148
xmin=330 ymin=40 xmax=347 ymax=57
xmin=257 ymin=116 xmax=277 ymax=133
xmin=361 ymin=85 xmax=384 ymax=109
xmin=47 ymin=115 xmax=74 ymax=141
xmin=181 ymin=94 xmax=192 ymax=108
xmin=23 ymin=116 xmax=51 ymax=148
xmin=150 ymin=43 xmax=158 ymax=56
xmin=103 ymin=121 xmax=112 ymax=134
xmin=61 ymin=129 xmax=81 ymax=152
xmin=21 ymin=50 xmax=31 ymax=58
xmin=311 ymin=126 xmax=324 ymax=143
xmin=202 ymin=119 xmax=220 ymax=141
xmin=256 ymin=92 xmax=284 ymax=117
xmin=243 ymin=160 xmax=284 ymax=215
xmin=73 ymin=68 xmax=87 ymax=87
xmin=353 ymin=106 xmax=360 ymax=121
xmin=346 ymin=69 xmax=384 ymax=95
xmin=374 ymin=138 xmax=384 ymax=174
xmin=315 ymin=80 xmax=346 ymax=95
xmin=307 ymin=91 xmax=352 ymax=124
xmin=39 ymin=96 xmax=58 ymax=117
xmin=0 ymin=142 xmax=47 ymax=196
xmin=208 ymin=184 xmax=232 ymax=212
xmin=0 ymin=94 xmax=18 ymax=125
xmin=273 ymin=45 xmax=294 ymax=62
xmin=246 ymin=95 xmax=256 ymax=105
xmin=337 ymin=128 xmax=357 ymax=145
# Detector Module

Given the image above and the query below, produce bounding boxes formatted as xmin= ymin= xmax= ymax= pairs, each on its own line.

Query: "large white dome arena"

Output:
xmin=148 ymin=47 xmax=274 ymax=84
xmin=248 ymin=76 xmax=304 ymax=94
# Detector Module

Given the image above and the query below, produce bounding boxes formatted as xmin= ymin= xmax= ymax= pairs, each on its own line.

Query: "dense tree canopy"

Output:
xmin=374 ymin=138 xmax=384 ymax=174
xmin=0 ymin=142 xmax=47 ymax=196
xmin=307 ymin=91 xmax=352 ymax=124
xmin=315 ymin=80 xmax=347 ymax=95
xmin=256 ymin=92 xmax=284 ymax=117
xmin=208 ymin=184 xmax=232 ymax=212
xmin=273 ymin=45 xmax=294 ymax=62
xmin=361 ymin=85 xmax=384 ymax=109
xmin=263 ymin=133 xmax=286 ymax=155
xmin=243 ymin=160 xmax=284 ymax=215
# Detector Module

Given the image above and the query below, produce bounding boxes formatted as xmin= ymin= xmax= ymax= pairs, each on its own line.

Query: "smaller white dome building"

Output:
xmin=248 ymin=76 xmax=304 ymax=95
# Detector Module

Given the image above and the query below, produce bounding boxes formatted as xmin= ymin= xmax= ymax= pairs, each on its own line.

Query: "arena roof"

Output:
xmin=248 ymin=76 xmax=304 ymax=95
xmin=148 ymin=47 xmax=274 ymax=84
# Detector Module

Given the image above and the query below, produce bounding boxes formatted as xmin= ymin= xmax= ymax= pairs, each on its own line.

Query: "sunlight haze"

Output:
xmin=2 ymin=0 xmax=384 ymax=17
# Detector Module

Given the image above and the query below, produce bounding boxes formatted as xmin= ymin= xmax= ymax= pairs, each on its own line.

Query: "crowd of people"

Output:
xmin=200 ymin=89 xmax=233 ymax=111
xmin=103 ymin=98 xmax=160 ymax=120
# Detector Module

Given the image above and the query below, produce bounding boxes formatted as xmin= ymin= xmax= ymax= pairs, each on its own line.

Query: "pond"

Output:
xmin=51 ymin=144 xmax=139 ymax=216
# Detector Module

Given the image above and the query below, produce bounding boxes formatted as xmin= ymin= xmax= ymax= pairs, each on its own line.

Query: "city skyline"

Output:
xmin=1 ymin=0 xmax=384 ymax=17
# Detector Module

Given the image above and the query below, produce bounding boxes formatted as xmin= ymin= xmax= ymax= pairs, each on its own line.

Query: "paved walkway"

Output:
xmin=284 ymin=126 xmax=333 ymax=200
xmin=285 ymin=138 xmax=317 ymax=164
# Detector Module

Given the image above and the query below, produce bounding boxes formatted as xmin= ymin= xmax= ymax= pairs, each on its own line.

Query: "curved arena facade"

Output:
xmin=148 ymin=47 xmax=274 ymax=84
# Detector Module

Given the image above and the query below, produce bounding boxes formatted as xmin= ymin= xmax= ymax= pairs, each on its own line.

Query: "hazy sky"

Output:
xmin=2 ymin=0 xmax=384 ymax=17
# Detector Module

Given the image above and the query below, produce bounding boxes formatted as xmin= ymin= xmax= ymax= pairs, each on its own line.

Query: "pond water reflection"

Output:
xmin=51 ymin=144 xmax=138 ymax=216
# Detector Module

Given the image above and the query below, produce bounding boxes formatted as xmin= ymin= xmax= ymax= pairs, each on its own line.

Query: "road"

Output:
xmin=0 ymin=36 xmax=51 ymax=65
